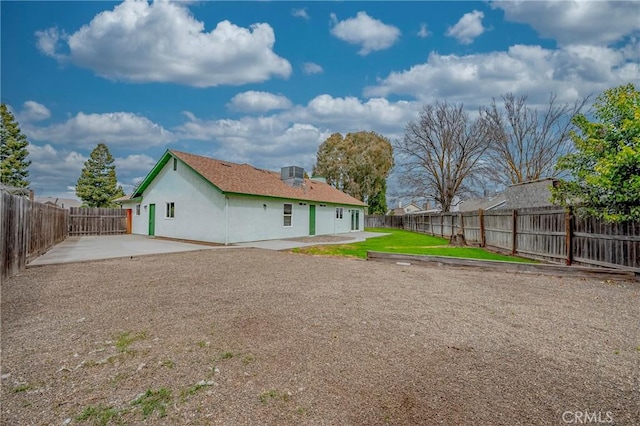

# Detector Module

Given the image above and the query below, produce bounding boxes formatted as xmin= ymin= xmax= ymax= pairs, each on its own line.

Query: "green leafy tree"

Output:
xmin=551 ymin=83 xmax=640 ymax=222
xmin=76 ymin=143 xmax=125 ymax=207
xmin=0 ymin=103 xmax=31 ymax=188
xmin=313 ymin=131 xmax=394 ymax=214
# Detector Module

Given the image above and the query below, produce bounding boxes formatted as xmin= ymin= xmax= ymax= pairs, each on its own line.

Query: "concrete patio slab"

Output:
xmin=27 ymin=231 xmax=389 ymax=266
xmin=28 ymin=235 xmax=218 ymax=266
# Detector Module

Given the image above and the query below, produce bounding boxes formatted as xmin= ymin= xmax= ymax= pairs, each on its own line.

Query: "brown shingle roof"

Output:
xmin=170 ymin=150 xmax=366 ymax=206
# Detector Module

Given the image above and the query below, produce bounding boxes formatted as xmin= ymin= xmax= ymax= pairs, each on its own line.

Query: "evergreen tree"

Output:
xmin=76 ymin=143 xmax=125 ymax=207
xmin=0 ymin=103 xmax=31 ymax=188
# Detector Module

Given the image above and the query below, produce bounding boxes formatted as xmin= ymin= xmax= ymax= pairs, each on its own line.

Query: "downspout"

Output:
xmin=225 ymin=195 xmax=229 ymax=246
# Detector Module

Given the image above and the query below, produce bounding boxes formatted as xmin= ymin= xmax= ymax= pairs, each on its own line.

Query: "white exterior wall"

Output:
xmin=225 ymin=197 xmax=365 ymax=243
xmin=123 ymin=156 xmax=366 ymax=243
xmin=128 ymin=160 xmax=227 ymax=242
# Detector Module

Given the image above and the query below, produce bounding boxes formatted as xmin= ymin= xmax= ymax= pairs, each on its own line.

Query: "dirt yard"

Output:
xmin=1 ymin=248 xmax=639 ymax=425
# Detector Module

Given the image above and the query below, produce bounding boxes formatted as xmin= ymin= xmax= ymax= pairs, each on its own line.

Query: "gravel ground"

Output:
xmin=1 ymin=248 xmax=639 ymax=425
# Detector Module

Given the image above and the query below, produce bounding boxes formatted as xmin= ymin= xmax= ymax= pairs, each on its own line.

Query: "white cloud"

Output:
xmin=114 ymin=154 xmax=156 ymax=173
xmin=492 ymin=0 xmax=640 ymax=46
xmin=227 ymin=91 xmax=293 ymax=113
xmin=35 ymin=27 xmax=65 ymax=60
xmin=177 ymin=94 xmax=418 ymax=170
xmin=17 ymin=101 xmax=51 ymax=122
xmin=24 ymin=111 xmax=175 ymax=148
xmin=302 ymin=62 xmax=324 ymax=75
xmin=27 ymin=143 xmax=158 ymax=197
xmin=291 ymin=8 xmax=309 ymax=20
xmin=417 ymin=23 xmax=430 ymax=38
xmin=330 ymin=11 xmax=401 ymax=55
xmin=36 ymin=0 xmax=291 ymax=87
xmin=27 ymin=144 xmax=87 ymax=197
xmin=292 ymin=95 xmax=419 ymax=133
xmin=446 ymin=10 xmax=486 ymax=45
xmin=365 ymin=43 xmax=639 ymax=108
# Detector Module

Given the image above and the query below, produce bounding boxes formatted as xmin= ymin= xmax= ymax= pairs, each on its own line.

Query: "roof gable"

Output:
xmin=134 ymin=150 xmax=366 ymax=206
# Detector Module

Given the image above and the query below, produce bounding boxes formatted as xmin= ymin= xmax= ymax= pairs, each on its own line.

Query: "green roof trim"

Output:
xmin=132 ymin=150 xmax=172 ymax=198
xmin=223 ymin=190 xmax=367 ymax=207
xmin=132 ymin=150 xmax=224 ymax=198
xmin=133 ymin=150 xmax=366 ymax=207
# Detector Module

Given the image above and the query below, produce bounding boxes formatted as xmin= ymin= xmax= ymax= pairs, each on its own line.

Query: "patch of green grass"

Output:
xmin=110 ymin=372 xmax=129 ymax=385
xmin=180 ymin=380 xmax=214 ymax=401
xmin=197 ymin=340 xmax=208 ymax=348
xmin=131 ymin=388 xmax=171 ymax=418
xmin=242 ymin=354 xmax=255 ymax=365
xmin=12 ymin=384 xmax=31 ymax=394
xmin=75 ymin=404 xmax=123 ymax=425
xmin=161 ymin=359 xmax=175 ymax=369
xmin=258 ymin=390 xmax=290 ymax=404
xmin=220 ymin=351 xmax=234 ymax=360
xmin=293 ymin=228 xmax=534 ymax=263
xmin=114 ymin=331 xmax=146 ymax=353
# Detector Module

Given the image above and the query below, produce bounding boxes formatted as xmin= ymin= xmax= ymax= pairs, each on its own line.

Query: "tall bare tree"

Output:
xmin=396 ymin=101 xmax=492 ymax=212
xmin=482 ymin=93 xmax=587 ymax=185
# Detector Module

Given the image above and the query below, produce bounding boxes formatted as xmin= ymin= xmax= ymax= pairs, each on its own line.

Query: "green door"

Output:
xmin=309 ymin=205 xmax=316 ymax=236
xmin=148 ymin=204 xmax=156 ymax=236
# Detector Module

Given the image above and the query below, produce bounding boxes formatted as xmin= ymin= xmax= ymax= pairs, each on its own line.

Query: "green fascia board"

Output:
xmin=133 ymin=150 xmax=366 ymax=207
xmin=132 ymin=150 xmax=172 ymax=198
xmin=223 ymin=191 xmax=367 ymax=207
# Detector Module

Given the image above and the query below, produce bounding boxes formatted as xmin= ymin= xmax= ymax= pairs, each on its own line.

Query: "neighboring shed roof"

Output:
xmin=132 ymin=150 xmax=367 ymax=207
xmin=34 ymin=196 xmax=83 ymax=209
xmin=458 ymin=194 xmax=507 ymax=212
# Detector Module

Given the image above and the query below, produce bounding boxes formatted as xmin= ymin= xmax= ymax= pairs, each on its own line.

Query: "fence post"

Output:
xmin=565 ymin=207 xmax=573 ymax=266
xmin=478 ymin=209 xmax=485 ymax=247
xmin=511 ymin=209 xmax=518 ymax=255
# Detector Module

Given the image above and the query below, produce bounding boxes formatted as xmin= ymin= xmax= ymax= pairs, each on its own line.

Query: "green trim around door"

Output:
xmin=309 ymin=205 xmax=316 ymax=236
xmin=148 ymin=204 xmax=156 ymax=236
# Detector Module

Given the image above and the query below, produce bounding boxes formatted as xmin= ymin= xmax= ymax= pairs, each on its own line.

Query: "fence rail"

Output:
xmin=2 ymin=193 xmax=128 ymax=279
xmin=366 ymin=207 xmax=640 ymax=273
xmin=69 ymin=207 xmax=127 ymax=236
xmin=2 ymin=192 xmax=68 ymax=279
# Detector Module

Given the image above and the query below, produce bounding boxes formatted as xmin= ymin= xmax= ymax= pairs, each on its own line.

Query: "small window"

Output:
xmin=166 ymin=202 xmax=175 ymax=218
xmin=135 ymin=204 xmax=141 ymax=216
xmin=173 ymin=158 xmax=177 ymax=171
xmin=283 ymin=203 xmax=292 ymax=227
xmin=336 ymin=207 xmax=343 ymax=219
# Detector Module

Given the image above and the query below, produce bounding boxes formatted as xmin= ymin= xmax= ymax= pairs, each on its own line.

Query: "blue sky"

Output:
xmin=2 ymin=0 xmax=638 ymax=201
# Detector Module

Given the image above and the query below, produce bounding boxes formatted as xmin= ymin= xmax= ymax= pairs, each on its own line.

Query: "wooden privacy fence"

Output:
xmin=367 ymin=207 xmax=640 ymax=273
xmin=2 ymin=193 xmax=129 ymax=279
xmin=1 ymin=192 xmax=68 ymax=279
xmin=68 ymin=207 xmax=127 ymax=236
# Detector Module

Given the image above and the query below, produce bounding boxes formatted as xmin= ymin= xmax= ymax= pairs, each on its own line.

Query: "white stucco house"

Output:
xmin=116 ymin=150 xmax=367 ymax=244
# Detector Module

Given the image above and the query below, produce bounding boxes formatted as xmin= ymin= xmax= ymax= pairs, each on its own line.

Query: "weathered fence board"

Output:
xmin=28 ymin=200 xmax=68 ymax=262
xmin=2 ymin=194 xmax=127 ymax=279
xmin=1 ymin=193 xmax=68 ymax=280
xmin=68 ymin=207 xmax=127 ymax=236
xmin=366 ymin=206 xmax=640 ymax=273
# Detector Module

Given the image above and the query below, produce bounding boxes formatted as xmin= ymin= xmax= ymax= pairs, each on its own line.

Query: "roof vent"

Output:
xmin=281 ymin=166 xmax=305 ymax=188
